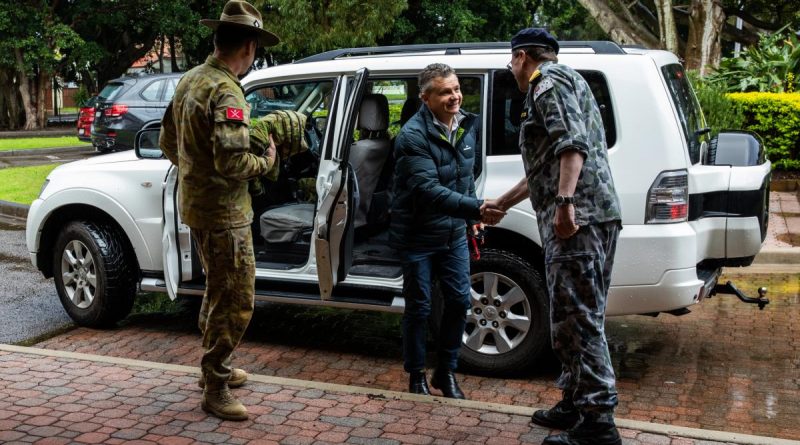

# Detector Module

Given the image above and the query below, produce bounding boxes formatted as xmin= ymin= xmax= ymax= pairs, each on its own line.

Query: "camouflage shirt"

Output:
xmin=250 ymin=110 xmax=308 ymax=182
xmin=160 ymin=55 xmax=271 ymax=230
xmin=519 ymin=61 xmax=621 ymax=231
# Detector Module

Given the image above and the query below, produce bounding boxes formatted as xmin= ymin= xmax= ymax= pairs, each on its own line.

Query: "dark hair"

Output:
xmin=521 ymin=46 xmax=558 ymax=63
xmin=214 ymin=24 xmax=260 ymax=54
xmin=418 ymin=63 xmax=456 ymax=95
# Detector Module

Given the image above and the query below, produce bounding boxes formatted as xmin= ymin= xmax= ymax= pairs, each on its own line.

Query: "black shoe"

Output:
xmin=542 ymin=417 xmax=621 ymax=445
xmin=408 ymin=371 xmax=430 ymax=395
xmin=430 ymin=369 xmax=465 ymax=399
xmin=530 ymin=400 xmax=580 ymax=430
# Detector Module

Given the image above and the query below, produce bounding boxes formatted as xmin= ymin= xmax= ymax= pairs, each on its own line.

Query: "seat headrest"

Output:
xmin=358 ymin=94 xmax=389 ymax=132
xmin=400 ymin=96 xmax=421 ymax=127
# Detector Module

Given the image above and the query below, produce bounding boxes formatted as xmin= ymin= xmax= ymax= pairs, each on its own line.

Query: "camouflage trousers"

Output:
xmin=543 ymin=220 xmax=621 ymax=418
xmin=191 ymin=226 xmax=256 ymax=389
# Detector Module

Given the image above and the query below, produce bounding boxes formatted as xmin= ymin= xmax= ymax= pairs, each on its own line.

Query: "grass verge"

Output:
xmin=0 ymin=136 xmax=90 ymax=151
xmin=0 ymin=164 xmax=59 ymax=205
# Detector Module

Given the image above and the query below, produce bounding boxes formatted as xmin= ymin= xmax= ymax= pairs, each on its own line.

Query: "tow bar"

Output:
xmin=711 ymin=281 xmax=769 ymax=310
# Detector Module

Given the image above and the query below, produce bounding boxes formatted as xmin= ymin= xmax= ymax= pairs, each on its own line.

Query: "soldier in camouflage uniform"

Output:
xmin=159 ymin=0 xmax=279 ymax=421
xmin=495 ymin=28 xmax=623 ymax=445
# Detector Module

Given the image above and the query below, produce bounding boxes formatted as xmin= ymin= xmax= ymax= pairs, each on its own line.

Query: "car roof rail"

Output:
xmin=295 ymin=41 xmax=626 ymax=63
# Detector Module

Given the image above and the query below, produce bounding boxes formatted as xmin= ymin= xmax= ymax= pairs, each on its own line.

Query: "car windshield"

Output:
xmin=661 ymin=64 xmax=708 ymax=164
xmin=98 ymin=82 xmax=125 ymax=101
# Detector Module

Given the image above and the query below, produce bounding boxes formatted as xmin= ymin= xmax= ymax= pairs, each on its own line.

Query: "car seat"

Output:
xmin=259 ymin=202 xmax=315 ymax=244
xmin=350 ymin=93 xmax=391 ymax=228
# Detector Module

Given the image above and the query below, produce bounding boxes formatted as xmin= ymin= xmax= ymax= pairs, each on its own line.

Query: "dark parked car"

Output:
xmin=76 ymin=95 xmax=98 ymax=142
xmin=91 ymin=72 xmax=183 ymax=152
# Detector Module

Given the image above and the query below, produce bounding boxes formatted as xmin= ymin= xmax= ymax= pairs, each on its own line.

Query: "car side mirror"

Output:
xmin=135 ymin=128 xmax=164 ymax=159
xmin=707 ymin=130 xmax=765 ymax=167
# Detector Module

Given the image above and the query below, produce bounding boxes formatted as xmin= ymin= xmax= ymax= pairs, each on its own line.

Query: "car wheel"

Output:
xmin=53 ymin=221 xmax=137 ymax=327
xmin=459 ymin=248 xmax=550 ymax=374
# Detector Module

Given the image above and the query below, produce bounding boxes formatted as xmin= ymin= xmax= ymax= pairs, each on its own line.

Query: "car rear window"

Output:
xmin=661 ymin=64 xmax=708 ymax=164
xmin=98 ymin=82 xmax=125 ymax=101
xmin=489 ymin=69 xmax=617 ymax=156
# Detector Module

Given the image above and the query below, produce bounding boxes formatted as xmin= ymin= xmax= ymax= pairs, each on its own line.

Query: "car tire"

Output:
xmin=53 ymin=221 xmax=137 ymax=327
xmin=431 ymin=248 xmax=550 ymax=375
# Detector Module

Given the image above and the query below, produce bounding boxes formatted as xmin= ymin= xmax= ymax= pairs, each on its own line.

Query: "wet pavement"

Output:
xmin=0 ymin=225 xmax=73 ymax=344
xmin=31 ymin=270 xmax=800 ymax=441
xmin=2 ymin=345 xmax=768 ymax=445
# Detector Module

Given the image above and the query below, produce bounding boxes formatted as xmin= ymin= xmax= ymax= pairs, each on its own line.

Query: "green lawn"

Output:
xmin=0 ymin=164 xmax=59 ymax=204
xmin=0 ymin=136 xmax=90 ymax=152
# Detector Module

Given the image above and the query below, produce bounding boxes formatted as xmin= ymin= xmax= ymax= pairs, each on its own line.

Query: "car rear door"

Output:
xmin=314 ymin=68 xmax=368 ymax=299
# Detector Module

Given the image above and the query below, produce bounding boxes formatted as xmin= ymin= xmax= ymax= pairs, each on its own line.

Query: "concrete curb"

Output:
xmin=0 ymin=145 xmax=93 ymax=157
xmin=0 ymin=343 xmax=796 ymax=445
xmin=0 ymin=200 xmax=29 ymax=220
xmin=0 ymin=129 xmax=75 ymax=139
xmin=752 ymin=246 xmax=800 ymax=264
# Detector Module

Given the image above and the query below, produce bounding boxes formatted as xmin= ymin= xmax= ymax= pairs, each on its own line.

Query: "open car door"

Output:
xmin=314 ymin=68 xmax=369 ymax=299
xmin=156 ymin=153 xmax=194 ymax=301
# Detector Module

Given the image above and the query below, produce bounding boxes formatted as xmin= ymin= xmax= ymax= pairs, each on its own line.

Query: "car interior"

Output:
xmin=245 ymin=76 xmax=482 ymax=280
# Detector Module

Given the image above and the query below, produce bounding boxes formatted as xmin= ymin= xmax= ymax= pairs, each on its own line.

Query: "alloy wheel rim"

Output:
xmin=464 ymin=271 xmax=532 ymax=355
xmin=61 ymin=240 xmax=97 ymax=309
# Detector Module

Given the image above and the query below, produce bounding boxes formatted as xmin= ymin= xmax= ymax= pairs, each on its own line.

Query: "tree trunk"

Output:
xmin=685 ymin=0 xmax=725 ymax=74
xmin=37 ymin=72 xmax=50 ymax=128
xmin=654 ymin=0 xmax=680 ymax=54
xmin=14 ymin=48 xmax=38 ymax=130
xmin=577 ymin=0 xmax=660 ymax=48
xmin=169 ymin=35 xmax=179 ymax=72
xmin=0 ymin=69 xmax=9 ymax=130
xmin=158 ymin=35 xmax=165 ymax=73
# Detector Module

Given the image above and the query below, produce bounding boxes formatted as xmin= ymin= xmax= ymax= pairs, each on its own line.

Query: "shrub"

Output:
xmin=73 ymin=85 xmax=92 ymax=108
xmin=689 ymin=71 xmax=745 ymax=136
xmin=727 ymin=92 xmax=800 ymax=170
xmin=707 ymin=28 xmax=800 ymax=93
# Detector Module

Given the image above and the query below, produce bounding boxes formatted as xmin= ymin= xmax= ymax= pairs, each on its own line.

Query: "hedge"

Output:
xmin=727 ymin=92 xmax=800 ymax=170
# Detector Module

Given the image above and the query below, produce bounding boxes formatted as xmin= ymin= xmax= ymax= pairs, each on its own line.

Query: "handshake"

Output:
xmin=479 ymin=199 xmax=506 ymax=225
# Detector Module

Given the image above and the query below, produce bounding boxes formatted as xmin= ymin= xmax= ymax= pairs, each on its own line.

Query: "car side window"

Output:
xmin=140 ymin=80 xmax=163 ymax=102
xmin=163 ymin=78 xmax=178 ymax=102
xmin=488 ymin=69 xmax=617 ymax=156
xmin=246 ymin=80 xmax=335 ymax=157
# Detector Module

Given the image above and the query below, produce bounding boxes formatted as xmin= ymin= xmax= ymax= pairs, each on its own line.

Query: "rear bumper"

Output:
xmin=607 ymin=266 xmax=720 ymax=316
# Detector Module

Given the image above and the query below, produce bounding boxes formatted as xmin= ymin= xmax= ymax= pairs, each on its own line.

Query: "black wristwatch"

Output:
xmin=554 ymin=195 xmax=574 ymax=206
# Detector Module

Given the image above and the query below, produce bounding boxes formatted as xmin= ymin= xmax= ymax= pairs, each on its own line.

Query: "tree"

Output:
xmin=0 ymin=0 xmax=89 ymax=129
xmin=381 ymin=0 xmax=535 ymax=45
xmin=255 ymin=0 xmax=407 ymax=62
xmin=530 ymin=0 xmax=609 ymax=41
xmin=576 ymin=0 xmax=800 ymax=74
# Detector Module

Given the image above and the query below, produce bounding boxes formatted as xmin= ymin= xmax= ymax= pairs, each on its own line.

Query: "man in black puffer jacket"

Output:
xmin=390 ymin=63 xmax=504 ymax=399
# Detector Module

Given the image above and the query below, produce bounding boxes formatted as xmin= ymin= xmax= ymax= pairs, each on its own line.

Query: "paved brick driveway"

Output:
xmin=1 ymin=347 xmax=763 ymax=445
xmin=31 ymin=271 xmax=800 ymax=442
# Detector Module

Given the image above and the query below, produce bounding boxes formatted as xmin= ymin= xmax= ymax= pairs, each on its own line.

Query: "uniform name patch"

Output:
xmin=533 ymin=77 xmax=554 ymax=101
xmin=226 ymin=107 xmax=244 ymax=121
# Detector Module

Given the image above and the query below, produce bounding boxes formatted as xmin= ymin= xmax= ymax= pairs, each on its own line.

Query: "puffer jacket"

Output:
xmin=389 ymin=105 xmax=482 ymax=251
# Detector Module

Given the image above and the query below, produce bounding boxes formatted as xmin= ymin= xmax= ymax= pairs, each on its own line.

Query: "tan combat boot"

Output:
xmin=198 ymin=368 xmax=248 ymax=389
xmin=201 ymin=385 xmax=248 ymax=421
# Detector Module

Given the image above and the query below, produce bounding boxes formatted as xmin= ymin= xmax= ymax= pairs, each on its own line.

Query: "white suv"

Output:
xmin=26 ymin=42 xmax=771 ymax=374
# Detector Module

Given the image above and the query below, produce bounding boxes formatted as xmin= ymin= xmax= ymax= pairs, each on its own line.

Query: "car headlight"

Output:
xmin=38 ymin=179 xmax=50 ymax=198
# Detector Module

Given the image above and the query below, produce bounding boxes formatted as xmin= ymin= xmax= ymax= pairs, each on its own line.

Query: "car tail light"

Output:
xmin=77 ymin=107 xmax=94 ymax=127
xmin=645 ymin=170 xmax=688 ymax=223
xmin=104 ymin=104 xmax=128 ymax=117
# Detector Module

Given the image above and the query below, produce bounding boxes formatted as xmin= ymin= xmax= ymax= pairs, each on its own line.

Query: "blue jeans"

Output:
xmin=400 ymin=237 xmax=471 ymax=372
